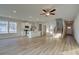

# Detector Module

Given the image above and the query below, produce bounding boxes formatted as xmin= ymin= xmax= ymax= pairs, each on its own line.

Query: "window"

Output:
xmin=0 ymin=21 xmax=8 ymax=34
xmin=0 ymin=21 xmax=17 ymax=34
xmin=9 ymin=22 xmax=17 ymax=33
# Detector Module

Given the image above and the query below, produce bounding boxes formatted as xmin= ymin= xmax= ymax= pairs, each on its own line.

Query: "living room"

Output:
xmin=0 ymin=4 xmax=79 ymax=55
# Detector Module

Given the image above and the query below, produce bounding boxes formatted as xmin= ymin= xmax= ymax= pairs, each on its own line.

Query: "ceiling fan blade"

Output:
xmin=50 ymin=13 xmax=55 ymax=15
xmin=40 ymin=13 xmax=45 ymax=15
xmin=42 ymin=9 xmax=47 ymax=12
xmin=50 ymin=9 xmax=56 ymax=12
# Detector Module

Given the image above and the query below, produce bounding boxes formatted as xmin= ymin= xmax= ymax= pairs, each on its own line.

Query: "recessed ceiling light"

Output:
xmin=13 ymin=10 xmax=16 ymax=13
xmin=8 ymin=16 xmax=11 ymax=18
xmin=67 ymin=26 xmax=71 ymax=29
xmin=36 ymin=18 xmax=39 ymax=21
xmin=28 ymin=16 xmax=32 ymax=18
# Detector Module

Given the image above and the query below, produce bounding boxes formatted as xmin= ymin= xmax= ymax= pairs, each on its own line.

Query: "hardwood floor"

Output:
xmin=0 ymin=36 xmax=79 ymax=55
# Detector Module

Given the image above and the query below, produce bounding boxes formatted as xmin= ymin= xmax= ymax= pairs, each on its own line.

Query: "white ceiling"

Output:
xmin=0 ymin=4 xmax=79 ymax=22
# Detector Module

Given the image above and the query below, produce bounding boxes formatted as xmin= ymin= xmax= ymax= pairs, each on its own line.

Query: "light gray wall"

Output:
xmin=74 ymin=14 xmax=79 ymax=44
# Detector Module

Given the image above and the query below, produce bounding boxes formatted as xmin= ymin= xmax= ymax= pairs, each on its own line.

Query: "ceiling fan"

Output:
xmin=40 ymin=8 xmax=56 ymax=16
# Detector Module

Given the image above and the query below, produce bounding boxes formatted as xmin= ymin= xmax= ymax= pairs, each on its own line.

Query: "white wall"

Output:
xmin=74 ymin=14 xmax=79 ymax=44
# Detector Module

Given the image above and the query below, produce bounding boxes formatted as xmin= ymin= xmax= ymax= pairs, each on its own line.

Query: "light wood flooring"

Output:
xmin=0 ymin=36 xmax=79 ymax=55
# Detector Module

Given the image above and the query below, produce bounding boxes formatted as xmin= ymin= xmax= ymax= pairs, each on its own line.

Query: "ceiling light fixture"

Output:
xmin=40 ymin=8 xmax=56 ymax=16
xmin=46 ymin=12 xmax=50 ymax=16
